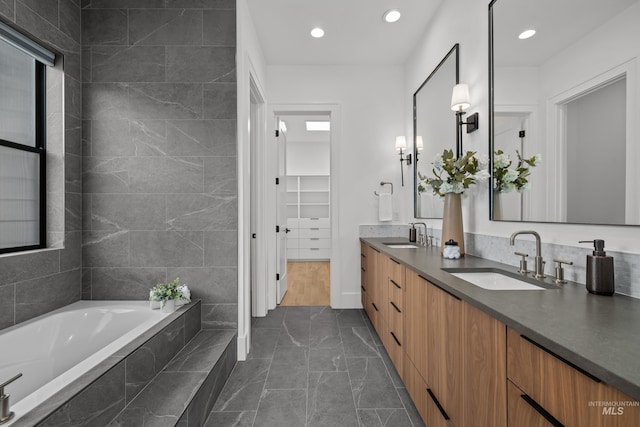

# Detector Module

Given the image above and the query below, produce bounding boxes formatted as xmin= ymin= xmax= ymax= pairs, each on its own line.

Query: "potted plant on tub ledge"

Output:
xmin=149 ymin=278 xmax=191 ymax=313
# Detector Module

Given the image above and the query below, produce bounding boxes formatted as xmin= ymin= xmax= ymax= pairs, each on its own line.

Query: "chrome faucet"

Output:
xmin=0 ymin=373 xmax=22 ymax=425
xmin=510 ymin=230 xmax=545 ymax=278
xmin=414 ymin=222 xmax=427 ymax=246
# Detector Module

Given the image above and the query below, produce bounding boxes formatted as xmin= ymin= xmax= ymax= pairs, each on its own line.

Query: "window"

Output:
xmin=0 ymin=24 xmax=54 ymax=254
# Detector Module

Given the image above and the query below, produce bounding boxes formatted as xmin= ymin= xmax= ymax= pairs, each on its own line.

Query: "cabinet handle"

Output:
xmin=426 ymin=389 xmax=450 ymax=421
xmin=372 ymin=247 xmax=381 ymax=253
xmin=418 ymin=275 xmax=461 ymax=301
xmin=391 ymin=258 xmax=400 ymax=265
xmin=311 ymin=227 xmax=320 ymax=230
xmin=361 ymin=286 xmax=366 ymax=292
xmin=390 ymin=279 xmax=401 ymax=289
xmin=361 ymin=253 xmax=366 ymax=258
xmin=310 ymin=248 xmax=319 ymax=251
xmin=361 ymin=267 xmax=366 ymax=272
xmin=390 ymin=331 xmax=401 ymax=347
xmin=372 ymin=302 xmax=379 ymax=312
xmin=520 ymin=393 xmax=565 ymax=427
xmin=390 ymin=301 xmax=401 ymax=313
xmin=520 ymin=335 xmax=601 ymax=383
xmin=310 ymin=238 xmax=319 ymax=241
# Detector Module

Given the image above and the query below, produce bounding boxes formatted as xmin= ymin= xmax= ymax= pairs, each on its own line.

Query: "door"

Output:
xmin=494 ymin=113 xmax=528 ymax=221
xmin=275 ymin=119 xmax=288 ymax=303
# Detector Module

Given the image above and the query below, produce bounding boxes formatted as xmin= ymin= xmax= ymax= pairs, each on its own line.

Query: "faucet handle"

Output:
xmin=0 ymin=373 xmax=22 ymax=424
xmin=514 ymin=252 xmax=528 ymax=274
xmin=553 ymin=259 xmax=573 ymax=284
xmin=0 ymin=373 xmax=22 ymax=391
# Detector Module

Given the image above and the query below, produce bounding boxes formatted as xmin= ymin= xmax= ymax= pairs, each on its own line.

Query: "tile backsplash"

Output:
xmin=360 ymin=225 xmax=640 ymax=299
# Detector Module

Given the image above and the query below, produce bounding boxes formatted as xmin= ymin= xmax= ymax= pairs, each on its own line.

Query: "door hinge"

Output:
xmin=276 ymin=177 xmax=280 ymax=185
xmin=275 ymin=129 xmax=280 ymax=137
xmin=276 ymin=273 xmax=280 ymax=280
xmin=276 ymin=225 xmax=280 ymax=232
xmin=252 ymin=233 xmax=257 ymax=239
xmin=519 ymin=130 xmax=526 ymax=138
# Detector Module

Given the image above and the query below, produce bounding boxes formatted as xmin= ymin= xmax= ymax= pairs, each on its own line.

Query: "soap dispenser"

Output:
xmin=409 ymin=223 xmax=417 ymax=243
xmin=579 ymin=239 xmax=615 ymax=296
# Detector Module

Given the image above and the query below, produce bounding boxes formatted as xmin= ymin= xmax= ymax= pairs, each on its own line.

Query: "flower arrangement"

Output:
xmin=417 ymin=149 xmax=489 ymax=197
xmin=149 ymin=277 xmax=191 ymax=309
xmin=493 ymin=150 xmax=541 ymax=193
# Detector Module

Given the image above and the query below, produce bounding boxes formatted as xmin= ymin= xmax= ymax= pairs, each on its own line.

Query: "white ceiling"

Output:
xmin=246 ymin=0 xmax=444 ymax=65
xmin=279 ymin=114 xmax=331 ymax=143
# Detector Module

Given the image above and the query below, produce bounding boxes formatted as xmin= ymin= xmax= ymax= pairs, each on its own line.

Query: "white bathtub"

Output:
xmin=0 ymin=301 xmax=170 ymax=425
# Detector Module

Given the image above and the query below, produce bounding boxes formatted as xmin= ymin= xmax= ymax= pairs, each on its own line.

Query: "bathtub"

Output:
xmin=0 ymin=301 xmax=171 ymax=425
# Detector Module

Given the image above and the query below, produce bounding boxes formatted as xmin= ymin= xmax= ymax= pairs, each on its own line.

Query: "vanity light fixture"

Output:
xmin=451 ymin=83 xmax=479 ymax=134
xmin=396 ymin=135 xmax=411 ymax=186
xmin=518 ymin=29 xmax=536 ymax=39
xmin=383 ymin=9 xmax=401 ymax=23
xmin=310 ymin=27 xmax=325 ymax=38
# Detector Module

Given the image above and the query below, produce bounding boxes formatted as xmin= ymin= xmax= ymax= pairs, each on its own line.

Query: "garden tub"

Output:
xmin=0 ymin=301 xmax=173 ymax=425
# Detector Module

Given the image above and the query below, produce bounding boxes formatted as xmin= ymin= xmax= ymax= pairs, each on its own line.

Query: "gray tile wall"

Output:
xmin=0 ymin=1 xmax=82 ymax=330
xmin=81 ymin=2 xmax=238 ymax=329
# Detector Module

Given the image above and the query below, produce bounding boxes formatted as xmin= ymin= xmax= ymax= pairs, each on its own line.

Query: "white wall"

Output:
xmin=237 ymin=0 xmax=268 ymax=358
xmin=267 ymin=65 xmax=407 ymax=307
xmin=403 ymin=0 xmax=640 ymax=253
xmin=287 ymin=141 xmax=330 ymax=176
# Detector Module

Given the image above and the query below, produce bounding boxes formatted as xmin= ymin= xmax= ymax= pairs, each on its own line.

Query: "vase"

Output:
xmin=493 ymin=192 xmax=503 ymax=220
xmin=150 ymin=300 xmax=161 ymax=310
xmin=161 ymin=299 xmax=177 ymax=313
xmin=441 ymin=193 xmax=465 ymax=256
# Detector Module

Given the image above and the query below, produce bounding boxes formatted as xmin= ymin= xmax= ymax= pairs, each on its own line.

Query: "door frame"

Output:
xmin=263 ymin=104 xmax=342 ymax=310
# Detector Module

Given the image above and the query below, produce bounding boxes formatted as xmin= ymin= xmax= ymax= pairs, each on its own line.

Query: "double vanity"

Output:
xmin=360 ymin=237 xmax=640 ymax=427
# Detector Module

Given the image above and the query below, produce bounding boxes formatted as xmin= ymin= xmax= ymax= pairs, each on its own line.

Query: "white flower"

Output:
xmin=440 ymin=182 xmax=454 ymax=194
xmin=503 ymin=170 xmax=519 ymax=183
xmin=502 ymin=182 xmax=516 ymax=193
xmin=478 ymin=154 xmax=490 ymax=170
xmin=451 ymin=182 xmax=464 ymax=194
xmin=475 ymin=169 xmax=491 ymax=182
xmin=494 ymin=153 xmax=510 ymax=169
xmin=517 ymin=182 xmax=531 ymax=193
xmin=179 ymin=285 xmax=191 ymax=300
xmin=432 ymin=153 xmax=444 ymax=170
xmin=531 ymin=154 xmax=542 ymax=166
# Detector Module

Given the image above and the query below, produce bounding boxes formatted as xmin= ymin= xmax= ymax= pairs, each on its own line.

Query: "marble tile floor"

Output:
xmin=205 ymin=306 xmax=424 ymax=427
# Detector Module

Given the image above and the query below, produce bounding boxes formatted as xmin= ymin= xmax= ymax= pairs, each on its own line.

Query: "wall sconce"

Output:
xmin=451 ymin=83 xmax=479 ymax=134
xmin=415 ymin=135 xmax=424 ymax=162
xmin=395 ymin=136 xmax=411 ymax=186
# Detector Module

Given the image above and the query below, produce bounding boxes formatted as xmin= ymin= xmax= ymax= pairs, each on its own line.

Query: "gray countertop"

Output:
xmin=361 ymin=237 xmax=640 ymax=401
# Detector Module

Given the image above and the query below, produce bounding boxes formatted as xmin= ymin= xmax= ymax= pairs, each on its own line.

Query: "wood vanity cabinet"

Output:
xmin=382 ymin=255 xmax=405 ymax=376
xmin=360 ymin=242 xmax=367 ymax=310
xmin=507 ymin=327 xmax=640 ymax=427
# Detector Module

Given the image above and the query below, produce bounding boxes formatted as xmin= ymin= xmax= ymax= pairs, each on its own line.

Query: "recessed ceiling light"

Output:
xmin=310 ymin=27 xmax=325 ymax=38
xmin=518 ymin=29 xmax=536 ymax=40
xmin=306 ymin=121 xmax=330 ymax=131
xmin=383 ymin=9 xmax=401 ymax=23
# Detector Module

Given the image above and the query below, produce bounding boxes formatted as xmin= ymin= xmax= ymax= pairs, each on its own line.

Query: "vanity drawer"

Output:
xmin=382 ymin=319 xmax=404 ymax=377
xmin=388 ymin=277 xmax=404 ymax=312
xmin=507 ymin=327 xmax=640 ymax=426
xmin=298 ymin=237 xmax=330 ymax=249
xmin=298 ymin=248 xmax=330 ymax=259
xmin=387 ymin=257 xmax=405 ymax=288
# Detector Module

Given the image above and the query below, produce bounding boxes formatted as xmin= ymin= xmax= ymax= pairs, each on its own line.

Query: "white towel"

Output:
xmin=379 ymin=193 xmax=393 ymax=221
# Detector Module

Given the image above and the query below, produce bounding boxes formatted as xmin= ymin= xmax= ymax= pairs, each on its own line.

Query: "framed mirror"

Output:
xmin=414 ymin=44 xmax=459 ymax=218
xmin=489 ymin=0 xmax=640 ymax=225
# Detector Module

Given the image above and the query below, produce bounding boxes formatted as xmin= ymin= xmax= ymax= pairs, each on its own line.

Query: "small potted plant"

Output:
xmin=149 ymin=278 xmax=190 ymax=313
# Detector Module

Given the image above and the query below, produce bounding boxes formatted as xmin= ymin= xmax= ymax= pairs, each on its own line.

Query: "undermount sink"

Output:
xmin=384 ymin=243 xmax=419 ymax=249
xmin=442 ymin=268 xmax=559 ymax=291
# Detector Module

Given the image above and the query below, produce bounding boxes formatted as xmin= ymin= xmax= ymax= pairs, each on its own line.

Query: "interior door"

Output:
xmin=494 ymin=113 xmax=527 ymax=221
xmin=276 ymin=119 xmax=288 ymax=303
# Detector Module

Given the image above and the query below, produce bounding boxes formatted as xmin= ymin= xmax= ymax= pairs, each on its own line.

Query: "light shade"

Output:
xmin=518 ymin=29 xmax=536 ymax=39
xmin=451 ymin=83 xmax=471 ymax=111
xmin=395 ymin=136 xmax=407 ymax=152
xmin=416 ymin=136 xmax=424 ymax=151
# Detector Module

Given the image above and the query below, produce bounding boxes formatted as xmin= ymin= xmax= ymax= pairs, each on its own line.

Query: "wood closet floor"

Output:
xmin=280 ymin=261 xmax=330 ymax=306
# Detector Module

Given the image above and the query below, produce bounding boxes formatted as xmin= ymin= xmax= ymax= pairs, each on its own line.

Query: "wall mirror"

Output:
xmin=414 ymin=44 xmax=459 ymax=218
xmin=490 ymin=0 xmax=640 ymax=225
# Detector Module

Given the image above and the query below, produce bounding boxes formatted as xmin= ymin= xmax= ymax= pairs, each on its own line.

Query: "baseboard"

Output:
xmin=237 ymin=330 xmax=249 ymax=361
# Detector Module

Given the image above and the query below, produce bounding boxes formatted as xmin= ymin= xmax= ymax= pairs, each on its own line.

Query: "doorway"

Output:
xmin=276 ymin=113 xmax=332 ymax=306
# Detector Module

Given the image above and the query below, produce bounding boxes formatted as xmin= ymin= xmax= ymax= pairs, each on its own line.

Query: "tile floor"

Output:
xmin=205 ymin=306 xmax=424 ymax=427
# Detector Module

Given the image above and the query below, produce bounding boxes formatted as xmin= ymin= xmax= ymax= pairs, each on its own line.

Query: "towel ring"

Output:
xmin=374 ymin=181 xmax=393 ymax=196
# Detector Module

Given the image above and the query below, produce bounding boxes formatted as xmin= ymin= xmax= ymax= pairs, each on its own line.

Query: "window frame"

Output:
xmin=0 ymin=59 xmax=47 ymax=254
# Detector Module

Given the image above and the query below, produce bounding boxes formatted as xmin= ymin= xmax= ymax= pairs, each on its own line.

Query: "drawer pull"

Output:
xmin=311 ymin=238 xmax=319 ymax=241
xmin=426 ymin=388 xmax=450 ymax=421
xmin=390 ymin=331 xmax=401 ymax=347
xmin=520 ymin=393 xmax=565 ymax=427
xmin=311 ymin=227 xmax=320 ymax=230
xmin=310 ymin=218 xmax=319 ymax=220
xmin=390 ymin=279 xmax=401 ymax=289
xmin=372 ymin=302 xmax=379 ymax=312
xmin=390 ymin=301 xmax=401 ymax=313
xmin=361 ymin=254 xmax=366 ymax=258
xmin=391 ymin=258 xmax=401 ymax=265
xmin=520 ymin=335 xmax=601 ymax=383
xmin=310 ymin=248 xmax=319 ymax=251
xmin=418 ymin=275 xmax=461 ymax=301
xmin=361 ymin=286 xmax=366 ymax=292
xmin=361 ymin=267 xmax=366 ymax=272
xmin=372 ymin=247 xmax=380 ymax=253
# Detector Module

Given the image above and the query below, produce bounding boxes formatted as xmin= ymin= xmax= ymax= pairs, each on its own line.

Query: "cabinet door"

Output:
xmin=404 ymin=270 xmax=427 ymax=381
xmin=374 ymin=251 xmax=389 ymax=328
xmin=360 ymin=244 xmax=367 ymax=309
xmin=462 ymin=302 xmax=507 ymax=427
xmin=427 ymin=280 xmax=462 ymax=426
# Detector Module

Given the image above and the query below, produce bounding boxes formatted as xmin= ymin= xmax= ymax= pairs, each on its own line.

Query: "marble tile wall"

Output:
xmin=81 ymin=1 xmax=238 ymax=329
xmin=360 ymin=225 xmax=640 ymax=298
xmin=0 ymin=0 xmax=82 ymax=331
